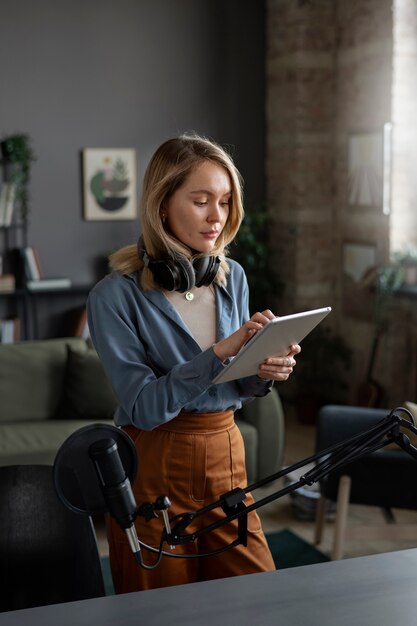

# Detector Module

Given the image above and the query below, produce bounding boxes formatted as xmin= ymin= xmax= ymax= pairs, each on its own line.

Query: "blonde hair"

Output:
xmin=109 ymin=133 xmax=244 ymax=289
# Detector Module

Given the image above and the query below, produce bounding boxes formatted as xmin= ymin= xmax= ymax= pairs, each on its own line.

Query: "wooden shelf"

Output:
xmin=0 ymin=284 xmax=93 ymax=297
xmin=24 ymin=284 xmax=93 ymax=296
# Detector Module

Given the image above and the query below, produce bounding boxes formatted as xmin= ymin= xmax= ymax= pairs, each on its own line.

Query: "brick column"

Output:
xmin=266 ymin=0 xmax=337 ymax=314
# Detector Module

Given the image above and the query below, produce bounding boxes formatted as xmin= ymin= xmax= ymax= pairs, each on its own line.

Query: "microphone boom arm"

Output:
xmin=165 ymin=407 xmax=417 ymax=546
xmin=54 ymin=408 xmax=417 ymax=567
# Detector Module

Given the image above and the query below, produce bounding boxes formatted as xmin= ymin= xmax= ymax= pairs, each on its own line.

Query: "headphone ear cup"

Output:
xmin=174 ymin=257 xmax=195 ymax=292
xmin=138 ymin=237 xmax=218 ymax=292
xmin=148 ymin=257 xmax=195 ymax=292
xmin=148 ymin=260 xmax=178 ymax=291
xmin=193 ymin=256 xmax=221 ymax=287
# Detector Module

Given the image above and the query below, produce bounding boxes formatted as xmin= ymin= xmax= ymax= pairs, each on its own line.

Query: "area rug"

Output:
xmin=265 ymin=529 xmax=329 ymax=570
xmin=100 ymin=528 xmax=329 ymax=595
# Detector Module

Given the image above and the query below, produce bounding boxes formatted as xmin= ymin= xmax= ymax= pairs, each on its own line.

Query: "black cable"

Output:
xmin=136 ymin=534 xmax=241 ymax=569
xmin=134 ymin=533 xmax=165 ymax=570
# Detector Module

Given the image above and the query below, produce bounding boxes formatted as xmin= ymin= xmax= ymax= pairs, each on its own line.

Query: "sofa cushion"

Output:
xmin=0 ymin=338 xmax=87 ymax=423
xmin=0 ymin=419 xmax=113 ymax=466
xmin=57 ymin=347 xmax=118 ymax=421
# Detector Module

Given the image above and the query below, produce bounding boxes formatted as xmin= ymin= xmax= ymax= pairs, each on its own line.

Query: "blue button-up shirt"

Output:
xmin=87 ymin=259 xmax=270 ymax=430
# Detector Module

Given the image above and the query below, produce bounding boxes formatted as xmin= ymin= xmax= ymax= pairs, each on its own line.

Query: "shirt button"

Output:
xmin=208 ymin=388 xmax=217 ymax=397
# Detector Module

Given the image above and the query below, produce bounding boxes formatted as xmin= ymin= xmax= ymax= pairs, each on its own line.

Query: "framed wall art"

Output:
xmin=343 ymin=242 xmax=377 ymax=284
xmin=82 ymin=148 xmax=137 ymax=221
xmin=348 ymin=132 xmax=383 ymax=208
xmin=342 ymin=241 xmax=378 ymax=321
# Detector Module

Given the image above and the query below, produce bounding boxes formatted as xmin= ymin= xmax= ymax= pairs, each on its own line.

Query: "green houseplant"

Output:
xmin=374 ymin=263 xmax=404 ymax=330
xmin=0 ymin=133 xmax=36 ymax=222
xmin=354 ymin=262 xmax=404 ymax=408
xmin=230 ymin=204 xmax=283 ymax=312
xmin=292 ymin=325 xmax=353 ymax=424
xmin=392 ymin=247 xmax=417 ymax=286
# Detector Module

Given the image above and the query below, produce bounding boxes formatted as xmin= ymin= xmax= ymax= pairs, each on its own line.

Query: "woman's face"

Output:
xmin=164 ymin=160 xmax=231 ymax=254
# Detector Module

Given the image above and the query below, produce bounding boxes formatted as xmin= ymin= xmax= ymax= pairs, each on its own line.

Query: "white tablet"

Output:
xmin=212 ymin=306 xmax=332 ymax=384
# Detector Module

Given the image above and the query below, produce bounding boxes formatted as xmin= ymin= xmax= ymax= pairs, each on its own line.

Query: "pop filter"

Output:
xmin=53 ymin=423 xmax=137 ymax=516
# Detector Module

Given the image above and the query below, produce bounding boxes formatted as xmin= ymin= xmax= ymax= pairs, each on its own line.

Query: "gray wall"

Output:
xmin=0 ymin=0 xmax=265 ymax=286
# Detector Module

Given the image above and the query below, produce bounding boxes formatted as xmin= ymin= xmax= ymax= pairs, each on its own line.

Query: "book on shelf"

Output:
xmin=0 ymin=183 xmax=9 ymax=227
xmin=0 ymin=273 xmax=16 ymax=293
xmin=21 ymin=246 xmax=42 ymax=281
xmin=26 ymin=277 xmax=72 ymax=290
xmin=0 ymin=182 xmax=16 ymax=227
xmin=0 ymin=318 xmax=20 ymax=343
xmin=3 ymin=183 xmax=16 ymax=227
xmin=21 ymin=247 xmax=71 ymax=290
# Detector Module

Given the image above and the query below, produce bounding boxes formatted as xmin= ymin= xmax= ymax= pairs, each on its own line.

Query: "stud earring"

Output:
xmin=161 ymin=213 xmax=166 ymax=224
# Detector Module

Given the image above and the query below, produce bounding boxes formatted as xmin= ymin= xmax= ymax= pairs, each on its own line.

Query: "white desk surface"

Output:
xmin=2 ymin=548 xmax=417 ymax=626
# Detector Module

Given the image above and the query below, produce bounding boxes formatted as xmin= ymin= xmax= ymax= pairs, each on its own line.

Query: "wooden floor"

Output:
xmin=95 ymin=404 xmax=417 ymax=561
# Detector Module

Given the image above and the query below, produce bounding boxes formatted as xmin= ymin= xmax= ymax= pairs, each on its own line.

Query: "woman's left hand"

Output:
xmin=257 ymin=343 xmax=301 ymax=381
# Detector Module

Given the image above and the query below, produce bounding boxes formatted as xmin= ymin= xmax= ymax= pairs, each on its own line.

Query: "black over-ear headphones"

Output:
xmin=137 ymin=237 xmax=221 ymax=293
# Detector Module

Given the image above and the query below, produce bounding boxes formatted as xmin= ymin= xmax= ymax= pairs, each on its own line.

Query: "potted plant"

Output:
xmin=230 ymin=204 xmax=283 ymax=312
xmin=392 ymin=247 xmax=417 ymax=286
xmin=374 ymin=263 xmax=404 ymax=327
xmin=354 ymin=262 xmax=404 ymax=408
xmin=291 ymin=325 xmax=353 ymax=424
xmin=0 ymin=133 xmax=36 ymax=222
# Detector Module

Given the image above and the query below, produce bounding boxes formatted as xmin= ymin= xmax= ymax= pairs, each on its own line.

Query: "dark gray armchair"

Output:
xmin=314 ymin=404 xmax=417 ymax=559
xmin=236 ymin=387 xmax=285 ymax=484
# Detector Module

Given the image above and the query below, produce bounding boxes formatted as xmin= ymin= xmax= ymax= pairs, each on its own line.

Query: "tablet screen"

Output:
xmin=212 ymin=306 xmax=331 ymax=384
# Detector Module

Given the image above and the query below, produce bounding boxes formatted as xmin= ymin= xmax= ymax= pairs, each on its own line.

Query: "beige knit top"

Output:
xmin=164 ymin=285 xmax=216 ymax=351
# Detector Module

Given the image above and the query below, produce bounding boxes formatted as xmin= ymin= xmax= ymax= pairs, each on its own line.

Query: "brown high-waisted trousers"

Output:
xmin=107 ymin=410 xmax=275 ymax=593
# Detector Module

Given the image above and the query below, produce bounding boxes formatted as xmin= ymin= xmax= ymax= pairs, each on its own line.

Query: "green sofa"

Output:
xmin=0 ymin=337 xmax=285 ymax=483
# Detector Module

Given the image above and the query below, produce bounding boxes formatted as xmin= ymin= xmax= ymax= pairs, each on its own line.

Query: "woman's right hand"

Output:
xmin=213 ymin=310 xmax=276 ymax=363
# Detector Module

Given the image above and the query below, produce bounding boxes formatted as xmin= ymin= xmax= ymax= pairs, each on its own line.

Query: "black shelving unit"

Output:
xmin=0 ymin=284 xmax=93 ymax=340
xmin=26 ymin=284 xmax=93 ymax=340
xmin=1 ymin=220 xmax=94 ymax=340
xmin=0 ymin=219 xmax=28 ymax=340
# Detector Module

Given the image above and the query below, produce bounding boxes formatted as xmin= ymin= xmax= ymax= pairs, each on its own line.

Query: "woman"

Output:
xmin=87 ymin=133 xmax=300 ymax=593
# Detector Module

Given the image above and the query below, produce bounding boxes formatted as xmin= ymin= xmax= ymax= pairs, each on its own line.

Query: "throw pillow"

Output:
xmin=0 ymin=338 xmax=87 ymax=422
xmin=57 ymin=347 xmax=118 ymax=421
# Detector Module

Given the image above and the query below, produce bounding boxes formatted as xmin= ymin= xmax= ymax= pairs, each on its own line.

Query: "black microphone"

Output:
xmin=88 ymin=437 xmax=142 ymax=559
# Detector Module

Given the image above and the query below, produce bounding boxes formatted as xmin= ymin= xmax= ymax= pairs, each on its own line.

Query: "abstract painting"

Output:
xmin=83 ymin=148 xmax=137 ymax=221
